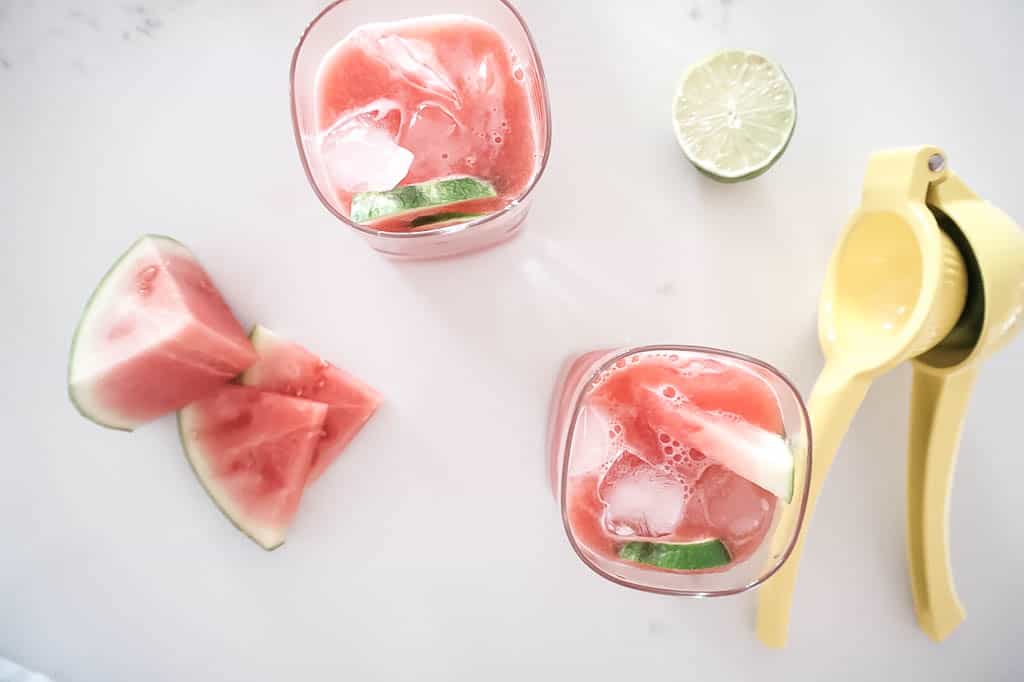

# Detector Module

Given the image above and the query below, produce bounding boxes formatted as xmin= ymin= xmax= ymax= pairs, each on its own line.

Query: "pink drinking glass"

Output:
xmin=290 ymin=0 xmax=552 ymax=259
xmin=547 ymin=346 xmax=813 ymax=596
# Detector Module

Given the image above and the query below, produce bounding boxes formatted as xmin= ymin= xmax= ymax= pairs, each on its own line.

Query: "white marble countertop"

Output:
xmin=2 ymin=1 xmax=1022 ymax=680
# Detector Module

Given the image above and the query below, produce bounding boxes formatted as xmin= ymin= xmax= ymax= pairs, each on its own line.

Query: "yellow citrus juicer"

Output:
xmin=756 ymin=145 xmax=1024 ymax=647
xmin=906 ymin=167 xmax=1024 ymax=641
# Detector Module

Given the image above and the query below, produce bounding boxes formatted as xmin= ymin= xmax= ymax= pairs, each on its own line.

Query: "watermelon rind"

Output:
xmin=239 ymin=324 xmax=276 ymax=385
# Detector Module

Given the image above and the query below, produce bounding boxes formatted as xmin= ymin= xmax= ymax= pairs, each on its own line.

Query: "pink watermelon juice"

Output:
xmin=313 ymin=15 xmax=544 ymax=230
xmin=549 ymin=347 xmax=811 ymax=594
xmin=291 ymin=3 xmax=549 ymax=255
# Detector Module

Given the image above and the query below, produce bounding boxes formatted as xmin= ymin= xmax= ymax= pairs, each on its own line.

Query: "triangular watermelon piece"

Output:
xmin=240 ymin=326 xmax=381 ymax=484
xmin=178 ymin=385 xmax=328 ymax=549
xmin=68 ymin=235 xmax=257 ymax=430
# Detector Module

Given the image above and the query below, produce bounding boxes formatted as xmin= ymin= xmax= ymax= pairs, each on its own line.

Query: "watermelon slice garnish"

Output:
xmin=178 ymin=385 xmax=327 ymax=550
xmin=68 ymin=235 xmax=257 ymax=431
xmin=589 ymin=354 xmax=794 ymax=501
xmin=635 ymin=388 xmax=794 ymax=502
xmin=239 ymin=326 xmax=381 ymax=484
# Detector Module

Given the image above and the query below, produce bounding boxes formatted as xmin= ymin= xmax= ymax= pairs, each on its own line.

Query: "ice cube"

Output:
xmin=321 ymin=98 xmax=404 ymax=140
xmin=598 ymin=453 xmax=686 ymax=538
xmin=699 ymin=465 xmax=772 ymax=538
xmin=371 ymin=35 xmax=460 ymax=107
xmin=569 ymin=406 xmax=617 ymax=476
xmin=320 ymin=122 xmax=413 ymax=194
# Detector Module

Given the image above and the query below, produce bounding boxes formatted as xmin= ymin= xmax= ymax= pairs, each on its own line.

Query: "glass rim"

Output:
xmin=288 ymin=0 xmax=553 ymax=240
xmin=557 ymin=344 xmax=813 ymax=597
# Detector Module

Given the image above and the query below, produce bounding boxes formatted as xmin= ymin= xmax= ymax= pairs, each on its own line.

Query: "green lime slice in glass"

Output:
xmin=350 ymin=176 xmax=497 ymax=224
xmin=619 ymin=539 xmax=731 ymax=570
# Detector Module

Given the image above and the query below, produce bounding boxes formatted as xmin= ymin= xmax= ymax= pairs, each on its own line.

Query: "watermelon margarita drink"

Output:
xmin=291 ymin=1 xmax=550 ymax=259
xmin=549 ymin=347 xmax=812 ymax=595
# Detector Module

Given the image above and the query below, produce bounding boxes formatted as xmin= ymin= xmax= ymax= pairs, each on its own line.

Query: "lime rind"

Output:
xmin=672 ymin=50 xmax=796 ymax=182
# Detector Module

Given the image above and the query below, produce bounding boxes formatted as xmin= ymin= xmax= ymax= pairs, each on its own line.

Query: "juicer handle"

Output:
xmin=906 ymin=365 xmax=977 ymax=641
xmin=756 ymin=367 xmax=872 ymax=648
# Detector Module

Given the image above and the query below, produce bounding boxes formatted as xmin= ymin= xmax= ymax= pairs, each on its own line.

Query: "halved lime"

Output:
xmin=350 ymin=176 xmax=497 ymax=224
xmin=619 ymin=539 xmax=731 ymax=570
xmin=672 ymin=50 xmax=796 ymax=182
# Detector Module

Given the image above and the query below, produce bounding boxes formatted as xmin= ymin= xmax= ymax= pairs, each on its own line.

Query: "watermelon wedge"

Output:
xmin=178 ymin=385 xmax=327 ymax=549
xmin=240 ymin=326 xmax=381 ymax=483
xmin=68 ymin=235 xmax=257 ymax=431
xmin=635 ymin=387 xmax=794 ymax=502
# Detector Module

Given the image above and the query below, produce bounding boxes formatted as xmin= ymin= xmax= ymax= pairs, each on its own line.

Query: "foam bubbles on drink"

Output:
xmin=709 ymin=409 xmax=742 ymax=424
xmin=680 ymin=358 xmax=727 ymax=376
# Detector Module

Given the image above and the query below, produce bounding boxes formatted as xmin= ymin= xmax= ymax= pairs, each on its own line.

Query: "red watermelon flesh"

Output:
xmin=566 ymin=472 xmax=616 ymax=558
xmin=68 ymin=235 xmax=257 ymax=430
xmin=240 ymin=326 xmax=381 ymax=484
xmin=178 ymin=385 xmax=328 ymax=549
